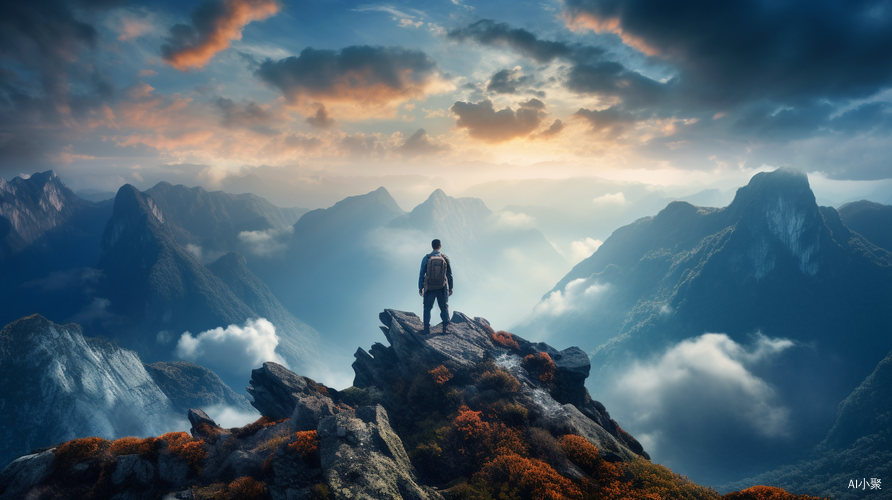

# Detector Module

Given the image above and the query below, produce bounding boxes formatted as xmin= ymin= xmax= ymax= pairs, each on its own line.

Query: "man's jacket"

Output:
xmin=419 ymin=251 xmax=453 ymax=291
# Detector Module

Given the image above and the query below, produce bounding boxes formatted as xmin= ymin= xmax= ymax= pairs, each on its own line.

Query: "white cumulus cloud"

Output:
xmin=607 ymin=332 xmax=794 ymax=462
xmin=592 ymin=192 xmax=626 ymax=206
xmin=175 ymin=318 xmax=287 ymax=381
xmin=531 ymin=278 xmax=610 ymax=317
xmin=569 ymin=237 xmax=602 ymax=264
xmin=493 ymin=210 xmax=536 ymax=229
xmin=238 ymin=226 xmax=293 ymax=256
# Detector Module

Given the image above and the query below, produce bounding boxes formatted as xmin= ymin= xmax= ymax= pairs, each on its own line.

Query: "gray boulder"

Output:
xmin=248 ymin=362 xmax=331 ymax=420
xmin=0 ymin=448 xmax=55 ymax=499
xmin=318 ymin=405 xmax=442 ymax=500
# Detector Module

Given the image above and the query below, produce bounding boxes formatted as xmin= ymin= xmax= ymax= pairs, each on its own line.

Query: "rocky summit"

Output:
xmin=0 ymin=310 xmax=820 ymax=500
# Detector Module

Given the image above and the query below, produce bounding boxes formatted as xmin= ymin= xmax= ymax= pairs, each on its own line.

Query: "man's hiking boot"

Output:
xmin=443 ymin=322 xmax=450 ymax=333
xmin=423 ymin=325 xmax=430 ymax=335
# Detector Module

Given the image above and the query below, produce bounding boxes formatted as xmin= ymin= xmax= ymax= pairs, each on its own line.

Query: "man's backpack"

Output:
xmin=425 ymin=254 xmax=448 ymax=290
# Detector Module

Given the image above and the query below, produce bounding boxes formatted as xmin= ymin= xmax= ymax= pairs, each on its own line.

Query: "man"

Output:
xmin=418 ymin=239 xmax=453 ymax=334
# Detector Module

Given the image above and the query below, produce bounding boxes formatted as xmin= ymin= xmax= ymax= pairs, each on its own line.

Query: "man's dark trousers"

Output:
xmin=423 ymin=287 xmax=449 ymax=329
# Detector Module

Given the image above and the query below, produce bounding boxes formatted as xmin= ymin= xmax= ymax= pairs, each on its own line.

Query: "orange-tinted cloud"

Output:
xmin=562 ymin=11 xmax=660 ymax=57
xmin=162 ymin=0 xmax=280 ymax=71
xmin=451 ymin=99 xmax=547 ymax=143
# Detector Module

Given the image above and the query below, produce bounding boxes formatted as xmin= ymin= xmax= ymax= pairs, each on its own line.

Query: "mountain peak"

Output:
xmin=729 ymin=168 xmax=814 ymax=210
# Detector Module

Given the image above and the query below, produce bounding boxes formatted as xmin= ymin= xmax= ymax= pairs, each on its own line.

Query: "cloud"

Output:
xmin=451 ymin=99 xmax=547 ymax=143
xmin=306 ymin=103 xmax=334 ymax=129
xmin=609 ymin=333 xmax=793 ymax=465
xmin=255 ymin=45 xmax=448 ymax=113
xmin=487 ymin=68 xmax=536 ymax=95
xmin=592 ymin=192 xmax=625 ymax=206
xmin=448 ymin=19 xmax=576 ymax=63
xmin=561 ymin=0 xmax=892 ymax=106
xmin=215 ymin=97 xmax=278 ymax=134
xmin=185 ymin=243 xmax=203 ymax=260
xmin=161 ymin=0 xmax=280 ymax=71
xmin=533 ymin=119 xmax=564 ymax=139
xmin=175 ymin=317 xmax=287 ymax=380
xmin=238 ymin=226 xmax=292 ymax=255
xmin=493 ymin=210 xmax=536 ymax=229
xmin=569 ymin=237 xmax=602 ymax=264
xmin=574 ymin=106 xmax=637 ymax=138
xmin=566 ymin=62 xmax=667 ymax=108
xmin=68 ymin=297 xmax=116 ymax=325
xmin=531 ymin=277 xmax=610 ymax=317
xmin=398 ymin=128 xmax=449 ymax=157
xmin=202 ymin=403 xmax=259 ymax=428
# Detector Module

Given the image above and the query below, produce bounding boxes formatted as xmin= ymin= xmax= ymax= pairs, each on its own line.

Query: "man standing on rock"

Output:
xmin=419 ymin=239 xmax=453 ymax=334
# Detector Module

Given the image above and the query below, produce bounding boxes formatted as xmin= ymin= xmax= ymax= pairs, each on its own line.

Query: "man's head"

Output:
xmin=431 ymin=239 xmax=441 ymax=250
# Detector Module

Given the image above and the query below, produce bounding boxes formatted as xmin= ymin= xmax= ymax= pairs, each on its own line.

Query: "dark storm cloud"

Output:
xmin=563 ymin=0 xmax=892 ymax=106
xmin=733 ymin=103 xmax=835 ymax=140
xmin=0 ymin=0 xmax=116 ymax=110
xmin=829 ymin=102 xmax=892 ymax=133
xmin=566 ymin=61 xmax=668 ymax=109
xmin=574 ymin=106 xmax=637 ymax=138
xmin=487 ymin=68 xmax=533 ymax=95
xmin=215 ymin=97 xmax=278 ymax=134
xmin=451 ymin=99 xmax=546 ymax=143
xmin=0 ymin=0 xmax=121 ymax=176
xmin=399 ymin=128 xmax=449 ymax=157
xmin=255 ymin=45 xmax=442 ymax=104
xmin=447 ymin=19 xmax=578 ymax=63
xmin=306 ymin=103 xmax=334 ymax=129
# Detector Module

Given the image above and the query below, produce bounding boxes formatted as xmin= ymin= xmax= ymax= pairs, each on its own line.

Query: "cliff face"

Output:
xmin=0 ymin=314 xmax=252 ymax=471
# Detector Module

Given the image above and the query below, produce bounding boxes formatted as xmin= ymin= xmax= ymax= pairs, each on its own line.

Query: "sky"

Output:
xmin=2 ymin=0 xmax=891 ymax=205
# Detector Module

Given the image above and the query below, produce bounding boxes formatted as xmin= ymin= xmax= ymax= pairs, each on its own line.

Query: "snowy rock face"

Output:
xmin=0 ymin=315 xmax=178 ymax=468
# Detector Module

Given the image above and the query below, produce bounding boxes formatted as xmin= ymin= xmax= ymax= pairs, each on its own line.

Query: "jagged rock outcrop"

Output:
xmin=353 ymin=309 xmax=647 ymax=460
xmin=0 ymin=309 xmax=649 ymax=500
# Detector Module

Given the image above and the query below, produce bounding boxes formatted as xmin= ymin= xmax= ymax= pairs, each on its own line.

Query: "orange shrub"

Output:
xmin=109 ymin=436 xmax=158 ymax=458
xmin=522 ymin=352 xmax=556 ymax=382
xmin=450 ymin=406 xmax=527 ymax=465
xmin=559 ymin=434 xmax=630 ymax=498
xmin=288 ymin=430 xmax=320 ymax=461
xmin=429 ymin=365 xmax=454 ymax=385
xmin=474 ymin=453 xmax=583 ymax=500
xmin=226 ymin=477 xmax=268 ymax=500
xmin=233 ymin=416 xmax=280 ymax=439
xmin=627 ymin=458 xmax=720 ymax=500
xmin=491 ymin=330 xmax=520 ymax=350
xmin=160 ymin=431 xmax=207 ymax=474
xmin=306 ymin=378 xmax=329 ymax=395
xmin=722 ymin=485 xmax=824 ymax=500
xmin=55 ymin=437 xmax=110 ymax=469
xmin=478 ymin=369 xmax=520 ymax=393
xmin=196 ymin=422 xmax=223 ymax=442
xmin=559 ymin=435 xmax=600 ymax=475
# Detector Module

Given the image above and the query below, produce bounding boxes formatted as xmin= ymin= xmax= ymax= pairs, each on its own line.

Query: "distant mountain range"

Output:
xmin=517 ymin=168 xmax=892 ymax=483
xmin=253 ymin=187 xmax=567 ymax=351
xmin=0 ymin=314 xmax=252 ymax=469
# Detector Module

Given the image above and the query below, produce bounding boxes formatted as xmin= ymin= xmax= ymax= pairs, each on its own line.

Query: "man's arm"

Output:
xmin=418 ymin=254 xmax=429 ymax=291
xmin=444 ymin=254 xmax=454 ymax=292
